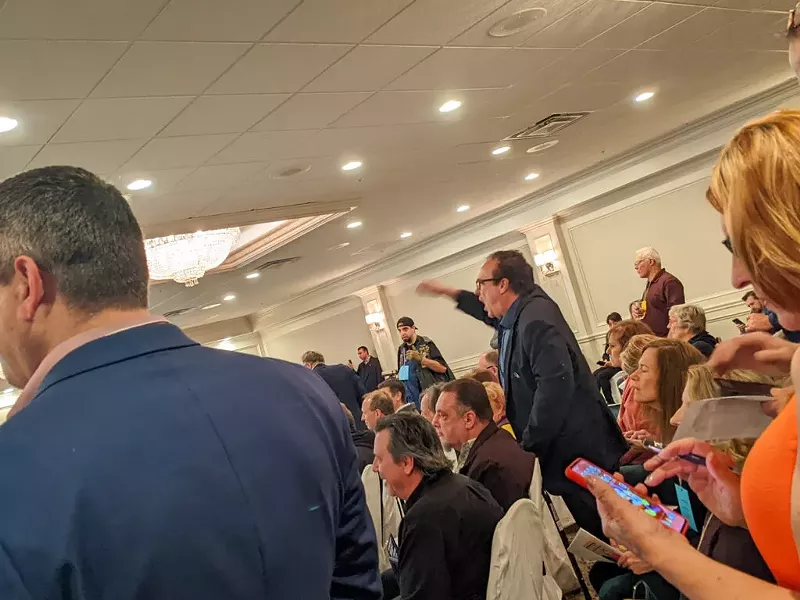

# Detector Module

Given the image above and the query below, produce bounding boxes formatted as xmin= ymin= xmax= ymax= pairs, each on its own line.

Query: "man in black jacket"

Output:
xmin=373 ymin=412 xmax=502 ymax=600
xmin=417 ymin=250 xmax=627 ymax=537
xmin=356 ymin=346 xmax=383 ymax=392
xmin=303 ymin=350 xmax=367 ymax=430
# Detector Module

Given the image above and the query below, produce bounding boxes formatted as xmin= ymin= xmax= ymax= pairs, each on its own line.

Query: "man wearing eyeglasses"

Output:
xmin=417 ymin=250 xmax=626 ymax=538
xmin=634 ymin=247 xmax=685 ymax=337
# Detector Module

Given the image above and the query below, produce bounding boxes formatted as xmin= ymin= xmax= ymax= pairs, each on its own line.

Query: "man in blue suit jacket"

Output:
xmin=303 ymin=350 xmax=367 ymax=430
xmin=0 ymin=166 xmax=381 ymax=599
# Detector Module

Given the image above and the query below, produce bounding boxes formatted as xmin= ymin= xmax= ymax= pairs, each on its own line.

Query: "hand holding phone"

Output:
xmin=566 ymin=458 xmax=688 ymax=534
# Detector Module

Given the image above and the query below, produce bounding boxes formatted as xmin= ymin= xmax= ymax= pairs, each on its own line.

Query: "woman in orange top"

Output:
xmin=585 ymin=110 xmax=800 ymax=598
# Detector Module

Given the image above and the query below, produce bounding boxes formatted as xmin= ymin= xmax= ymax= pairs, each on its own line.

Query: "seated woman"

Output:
xmin=615 ymin=333 xmax=659 ymax=444
xmin=607 ymin=319 xmax=654 ymax=406
xmin=482 ymin=381 xmax=515 ymax=438
xmin=667 ymin=304 xmax=718 ymax=358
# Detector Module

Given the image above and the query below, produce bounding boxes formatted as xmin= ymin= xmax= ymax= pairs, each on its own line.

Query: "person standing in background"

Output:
xmin=356 ymin=346 xmax=383 ymax=393
xmin=396 ymin=317 xmax=453 ymax=409
xmin=0 ymin=166 xmax=380 ymax=600
xmin=303 ymin=350 xmax=367 ymax=430
xmin=634 ymin=247 xmax=685 ymax=337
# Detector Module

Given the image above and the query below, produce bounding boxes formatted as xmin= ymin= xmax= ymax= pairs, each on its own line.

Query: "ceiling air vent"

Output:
xmin=505 ymin=112 xmax=590 ymax=140
xmin=253 ymin=256 xmax=301 ymax=272
xmin=163 ymin=307 xmax=196 ymax=318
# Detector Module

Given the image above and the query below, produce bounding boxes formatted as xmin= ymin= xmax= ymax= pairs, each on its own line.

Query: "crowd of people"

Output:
xmin=0 ymin=19 xmax=798 ymax=600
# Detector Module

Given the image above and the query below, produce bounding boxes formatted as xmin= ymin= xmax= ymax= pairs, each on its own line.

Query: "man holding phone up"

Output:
xmin=417 ymin=250 xmax=627 ymax=538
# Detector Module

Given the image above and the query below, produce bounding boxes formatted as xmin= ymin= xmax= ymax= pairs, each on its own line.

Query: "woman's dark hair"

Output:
xmin=606 ymin=312 xmax=623 ymax=324
xmin=487 ymin=250 xmax=536 ymax=295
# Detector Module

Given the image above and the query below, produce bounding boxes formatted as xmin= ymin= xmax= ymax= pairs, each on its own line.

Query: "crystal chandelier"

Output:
xmin=145 ymin=228 xmax=240 ymax=287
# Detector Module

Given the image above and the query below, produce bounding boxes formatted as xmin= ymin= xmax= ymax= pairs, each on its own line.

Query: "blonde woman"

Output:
xmin=588 ymin=110 xmax=800 ymax=597
xmin=616 ymin=333 xmax=659 ymax=439
xmin=482 ymin=382 xmax=515 ymax=438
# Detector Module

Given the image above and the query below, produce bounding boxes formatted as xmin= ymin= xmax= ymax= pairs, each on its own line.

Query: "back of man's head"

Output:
xmin=0 ymin=166 xmax=149 ymax=312
xmin=301 ymin=350 xmax=325 ymax=366
xmin=366 ymin=390 xmax=395 ymax=416
xmin=467 ymin=368 xmax=496 ymax=384
xmin=441 ymin=378 xmax=494 ymax=422
xmin=378 ymin=379 xmax=405 ymax=405
xmin=486 ymin=250 xmax=535 ymax=296
xmin=374 ymin=412 xmax=450 ymax=476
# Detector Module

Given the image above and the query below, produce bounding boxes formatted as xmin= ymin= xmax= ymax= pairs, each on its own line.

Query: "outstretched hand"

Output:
xmin=416 ymin=280 xmax=459 ymax=299
xmin=707 ymin=333 xmax=798 ymax=376
xmin=643 ymin=438 xmax=744 ymax=527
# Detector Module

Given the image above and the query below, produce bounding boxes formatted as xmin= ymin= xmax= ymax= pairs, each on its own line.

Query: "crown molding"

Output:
xmin=251 ymin=79 xmax=798 ymax=327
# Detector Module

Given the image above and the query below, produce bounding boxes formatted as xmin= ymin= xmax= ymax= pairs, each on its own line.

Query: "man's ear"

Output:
xmin=14 ymin=256 xmax=45 ymax=322
xmin=401 ymin=455 xmax=415 ymax=475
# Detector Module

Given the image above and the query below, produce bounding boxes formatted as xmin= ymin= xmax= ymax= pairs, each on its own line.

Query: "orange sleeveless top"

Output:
xmin=741 ymin=396 xmax=800 ymax=590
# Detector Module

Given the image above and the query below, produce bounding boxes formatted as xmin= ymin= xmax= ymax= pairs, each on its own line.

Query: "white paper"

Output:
xmin=673 ymin=395 xmax=773 ymax=443
xmin=567 ymin=528 xmax=620 ymax=564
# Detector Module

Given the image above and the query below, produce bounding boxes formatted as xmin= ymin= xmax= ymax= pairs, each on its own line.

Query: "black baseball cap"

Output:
xmin=396 ymin=316 xmax=415 ymax=329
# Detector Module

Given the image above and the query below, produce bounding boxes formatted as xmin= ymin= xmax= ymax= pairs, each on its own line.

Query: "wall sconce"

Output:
xmin=365 ymin=311 xmax=386 ymax=331
xmin=533 ymin=249 xmax=560 ymax=277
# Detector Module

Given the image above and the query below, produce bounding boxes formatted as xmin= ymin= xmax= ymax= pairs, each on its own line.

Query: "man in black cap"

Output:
xmin=396 ymin=317 xmax=453 ymax=410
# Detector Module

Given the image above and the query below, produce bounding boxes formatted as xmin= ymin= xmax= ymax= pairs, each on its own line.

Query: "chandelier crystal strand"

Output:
xmin=144 ymin=228 xmax=240 ymax=287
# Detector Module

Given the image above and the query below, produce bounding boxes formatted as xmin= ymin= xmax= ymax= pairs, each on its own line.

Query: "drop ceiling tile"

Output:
xmin=714 ymin=0 xmax=786 ymax=8
xmin=106 ymin=167 xmax=195 ymax=196
xmin=265 ymin=0 xmax=414 ymax=43
xmin=133 ymin=189 xmax=221 ymax=227
xmin=91 ymin=42 xmax=250 ymax=98
xmin=523 ymin=0 xmax=648 ymax=49
xmin=367 ymin=0 xmax=509 ymax=45
xmin=141 ymin=0 xmax=300 ymax=41
xmin=124 ymin=134 xmax=238 ymax=170
xmin=582 ymin=49 xmax=667 ymax=85
xmin=310 ymin=122 xmax=451 ymax=157
xmin=640 ymin=8 xmax=745 ymax=50
xmin=207 ymin=43 xmax=352 ymax=95
xmin=0 ymin=99 xmax=81 ymax=146
xmin=53 ymin=97 xmax=193 ymax=143
xmin=387 ymin=47 xmax=566 ymax=91
xmin=0 ymin=0 xmax=168 ymax=40
xmin=332 ymin=89 xmax=510 ymax=128
xmin=252 ymin=93 xmax=371 ymax=131
xmin=0 ymin=145 xmax=42 ymax=180
xmin=695 ymin=12 xmax=788 ymax=51
xmin=209 ymin=130 xmax=319 ymax=164
xmin=173 ymin=163 xmax=268 ymax=192
xmin=161 ymin=94 xmax=291 ymax=137
xmin=29 ymin=139 xmax=146 ymax=173
xmin=452 ymin=0 xmax=591 ymax=47
xmin=305 ymin=45 xmax=437 ymax=93
xmin=584 ymin=3 xmax=701 ymax=49
xmin=0 ymin=41 xmax=128 ymax=100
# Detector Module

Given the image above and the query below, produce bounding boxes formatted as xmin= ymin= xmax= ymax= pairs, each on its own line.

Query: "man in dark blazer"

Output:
xmin=303 ymin=350 xmax=367 ymax=429
xmin=435 ymin=378 xmax=534 ymax=512
xmin=355 ymin=346 xmax=383 ymax=392
xmin=418 ymin=250 xmax=627 ymax=538
xmin=0 ymin=166 xmax=380 ymax=600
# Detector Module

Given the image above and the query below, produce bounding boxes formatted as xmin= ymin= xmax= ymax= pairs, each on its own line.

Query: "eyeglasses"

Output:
xmin=475 ymin=278 xmax=500 ymax=290
xmin=722 ymin=236 xmax=734 ymax=255
xmin=788 ymin=1 xmax=800 ymax=34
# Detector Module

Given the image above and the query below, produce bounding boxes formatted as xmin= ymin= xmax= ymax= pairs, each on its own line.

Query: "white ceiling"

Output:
xmin=0 ymin=0 xmax=792 ymax=327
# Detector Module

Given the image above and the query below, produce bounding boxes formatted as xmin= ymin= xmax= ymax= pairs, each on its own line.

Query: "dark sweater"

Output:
xmin=398 ymin=471 xmax=502 ymax=600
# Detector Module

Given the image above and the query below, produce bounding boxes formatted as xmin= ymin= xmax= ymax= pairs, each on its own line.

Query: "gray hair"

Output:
xmin=301 ymin=350 xmax=325 ymax=365
xmin=374 ymin=412 xmax=451 ymax=476
xmin=0 ymin=166 xmax=149 ymax=311
xmin=635 ymin=247 xmax=661 ymax=265
xmin=669 ymin=304 xmax=706 ymax=335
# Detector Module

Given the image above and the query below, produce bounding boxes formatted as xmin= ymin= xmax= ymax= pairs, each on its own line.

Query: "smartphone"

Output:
xmin=732 ymin=318 xmax=745 ymax=327
xmin=565 ymin=458 xmax=689 ymax=535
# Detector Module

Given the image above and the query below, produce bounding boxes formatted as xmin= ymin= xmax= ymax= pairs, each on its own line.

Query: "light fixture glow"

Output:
xmin=524 ymin=172 xmax=540 ymax=181
xmin=400 ymin=232 xmax=412 ymax=239
xmin=346 ymin=221 xmax=362 ymax=229
xmin=456 ymin=205 xmax=470 ymax=213
xmin=127 ymin=179 xmax=152 ymax=191
xmin=0 ymin=117 xmax=18 ymax=134
xmin=635 ymin=91 xmax=655 ymax=103
xmin=223 ymin=294 xmax=236 ymax=302
xmin=217 ymin=338 xmax=236 ymax=351
xmin=492 ymin=146 xmax=511 ymax=156
xmin=341 ymin=160 xmax=362 ymax=171
xmin=439 ymin=100 xmax=462 ymax=113
xmin=245 ymin=272 xmax=260 ymax=280
xmin=202 ymin=303 xmax=222 ymax=310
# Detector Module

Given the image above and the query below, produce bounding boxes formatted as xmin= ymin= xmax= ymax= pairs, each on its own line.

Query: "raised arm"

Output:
xmin=416 ymin=280 xmax=499 ymax=328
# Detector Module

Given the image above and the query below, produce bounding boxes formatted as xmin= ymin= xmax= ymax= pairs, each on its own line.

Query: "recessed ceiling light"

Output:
xmin=0 ymin=117 xmax=18 ymax=134
xmin=127 ymin=179 xmax=152 ymax=191
xmin=524 ymin=172 xmax=540 ymax=181
xmin=202 ymin=303 xmax=222 ymax=310
xmin=492 ymin=146 xmax=511 ymax=156
xmin=400 ymin=232 xmax=412 ymax=239
xmin=439 ymin=100 xmax=462 ymax=113
xmin=456 ymin=205 xmax=470 ymax=213
xmin=635 ymin=91 xmax=655 ymax=103
xmin=341 ymin=160 xmax=362 ymax=171
xmin=488 ymin=7 xmax=548 ymax=37
xmin=223 ymin=294 xmax=236 ymax=302
xmin=245 ymin=272 xmax=260 ymax=280
xmin=527 ymin=140 xmax=559 ymax=154
xmin=346 ymin=221 xmax=362 ymax=229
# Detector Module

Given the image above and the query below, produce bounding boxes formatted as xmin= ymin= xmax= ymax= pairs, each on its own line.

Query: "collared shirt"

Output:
xmin=641 ymin=269 xmax=684 ymax=337
xmin=497 ymin=296 xmax=523 ymax=388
